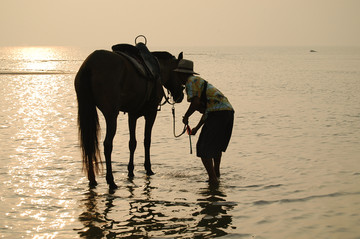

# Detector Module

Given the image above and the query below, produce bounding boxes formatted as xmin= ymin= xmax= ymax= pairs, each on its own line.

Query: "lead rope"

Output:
xmin=171 ymin=105 xmax=193 ymax=154
xmin=172 ymin=105 xmax=187 ymax=138
xmin=160 ymin=87 xmax=192 ymax=153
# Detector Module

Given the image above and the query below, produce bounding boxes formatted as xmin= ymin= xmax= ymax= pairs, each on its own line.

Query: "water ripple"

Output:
xmin=253 ymin=191 xmax=360 ymax=206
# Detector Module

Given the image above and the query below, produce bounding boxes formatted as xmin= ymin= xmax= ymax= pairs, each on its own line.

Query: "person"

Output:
xmin=174 ymin=59 xmax=234 ymax=185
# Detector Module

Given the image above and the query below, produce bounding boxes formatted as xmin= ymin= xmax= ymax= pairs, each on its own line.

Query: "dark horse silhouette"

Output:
xmin=75 ymin=50 xmax=184 ymax=189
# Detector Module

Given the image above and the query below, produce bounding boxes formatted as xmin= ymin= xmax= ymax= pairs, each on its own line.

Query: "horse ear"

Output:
xmin=178 ymin=52 xmax=183 ymax=60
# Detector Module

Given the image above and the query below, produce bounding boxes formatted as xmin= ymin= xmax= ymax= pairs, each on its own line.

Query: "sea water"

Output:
xmin=0 ymin=46 xmax=359 ymax=238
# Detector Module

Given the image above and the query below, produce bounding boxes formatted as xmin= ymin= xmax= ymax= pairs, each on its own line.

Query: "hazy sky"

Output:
xmin=1 ymin=0 xmax=359 ymax=47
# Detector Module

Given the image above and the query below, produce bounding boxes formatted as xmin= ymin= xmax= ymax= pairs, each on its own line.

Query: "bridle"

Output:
xmin=158 ymin=88 xmax=174 ymax=108
xmin=158 ymin=87 xmax=187 ymax=138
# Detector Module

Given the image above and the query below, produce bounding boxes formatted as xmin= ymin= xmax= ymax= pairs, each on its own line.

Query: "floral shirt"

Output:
xmin=185 ymin=76 xmax=234 ymax=115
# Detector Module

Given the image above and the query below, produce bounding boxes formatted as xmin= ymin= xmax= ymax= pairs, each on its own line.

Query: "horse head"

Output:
xmin=153 ymin=51 xmax=184 ymax=103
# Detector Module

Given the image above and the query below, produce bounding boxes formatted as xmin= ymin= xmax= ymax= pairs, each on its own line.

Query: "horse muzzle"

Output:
xmin=174 ymin=93 xmax=184 ymax=103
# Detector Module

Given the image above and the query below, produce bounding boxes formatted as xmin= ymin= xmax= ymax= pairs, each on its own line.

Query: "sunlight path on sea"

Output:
xmin=0 ymin=71 xmax=85 ymax=237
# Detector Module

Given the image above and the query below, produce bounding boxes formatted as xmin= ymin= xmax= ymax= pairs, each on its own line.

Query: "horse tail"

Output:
xmin=75 ymin=63 xmax=102 ymax=179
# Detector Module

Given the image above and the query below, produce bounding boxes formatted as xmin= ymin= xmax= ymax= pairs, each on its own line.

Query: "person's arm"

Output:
xmin=182 ymin=96 xmax=202 ymax=125
xmin=190 ymin=114 xmax=206 ymax=135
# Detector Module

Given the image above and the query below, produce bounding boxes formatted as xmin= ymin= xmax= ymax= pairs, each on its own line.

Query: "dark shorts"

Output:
xmin=197 ymin=110 xmax=234 ymax=158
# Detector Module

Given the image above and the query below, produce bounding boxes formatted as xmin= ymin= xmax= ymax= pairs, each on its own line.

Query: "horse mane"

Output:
xmin=152 ymin=51 xmax=175 ymax=60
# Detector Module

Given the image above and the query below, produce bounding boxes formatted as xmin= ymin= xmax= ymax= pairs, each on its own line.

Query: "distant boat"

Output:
xmin=310 ymin=49 xmax=317 ymax=52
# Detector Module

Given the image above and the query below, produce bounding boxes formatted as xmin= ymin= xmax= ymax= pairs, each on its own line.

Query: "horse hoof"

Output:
xmin=146 ymin=170 xmax=155 ymax=176
xmin=89 ymin=181 xmax=98 ymax=188
xmin=108 ymin=182 xmax=118 ymax=190
xmin=109 ymin=184 xmax=118 ymax=190
xmin=128 ymin=172 xmax=134 ymax=178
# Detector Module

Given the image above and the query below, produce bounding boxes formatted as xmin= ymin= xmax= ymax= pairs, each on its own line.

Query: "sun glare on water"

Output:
xmin=11 ymin=47 xmax=63 ymax=74
xmin=17 ymin=47 xmax=56 ymax=60
xmin=1 ymin=46 xmax=79 ymax=237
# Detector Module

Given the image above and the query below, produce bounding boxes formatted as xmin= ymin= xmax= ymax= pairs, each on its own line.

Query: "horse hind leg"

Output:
xmin=144 ymin=111 xmax=157 ymax=176
xmin=104 ymin=114 xmax=118 ymax=189
xmin=88 ymin=163 xmax=97 ymax=188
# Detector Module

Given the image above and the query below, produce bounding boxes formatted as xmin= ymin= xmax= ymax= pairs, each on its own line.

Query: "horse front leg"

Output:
xmin=144 ymin=110 xmax=157 ymax=176
xmin=104 ymin=114 xmax=118 ymax=189
xmin=128 ymin=114 xmax=138 ymax=178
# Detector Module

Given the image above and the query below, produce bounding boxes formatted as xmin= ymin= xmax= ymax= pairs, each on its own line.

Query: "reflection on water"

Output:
xmin=196 ymin=187 xmax=234 ymax=237
xmin=76 ymin=178 xmax=236 ymax=238
xmin=77 ymin=190 xmax=106 ymax=238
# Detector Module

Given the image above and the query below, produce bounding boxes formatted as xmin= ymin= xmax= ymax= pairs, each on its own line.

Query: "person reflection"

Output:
xmin=195 ymin=185 xmax=235 ymax=237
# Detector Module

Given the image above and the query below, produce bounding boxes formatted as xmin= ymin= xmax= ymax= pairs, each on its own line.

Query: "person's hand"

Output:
xmin=182 ymin=116 xmax=189 ymax=125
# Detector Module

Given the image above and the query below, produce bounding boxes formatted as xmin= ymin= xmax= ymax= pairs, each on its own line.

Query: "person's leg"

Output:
xmin=201 ymin=157 xmax=219 ymax=185
xmin=214 ymin=152 xmax=222 ymax=178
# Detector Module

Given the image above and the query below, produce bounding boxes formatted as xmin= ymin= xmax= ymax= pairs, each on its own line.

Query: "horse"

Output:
xmin=74 ymin=49 xmax=184 ymax=189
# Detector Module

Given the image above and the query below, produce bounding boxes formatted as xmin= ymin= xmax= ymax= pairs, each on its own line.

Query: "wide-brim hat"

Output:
xmin=173 ymin=59 xmax=199 ymax=75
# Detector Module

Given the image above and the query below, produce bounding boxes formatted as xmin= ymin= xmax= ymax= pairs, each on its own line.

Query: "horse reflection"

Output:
xmin=76 ymin=190 xmax=106 ymax=238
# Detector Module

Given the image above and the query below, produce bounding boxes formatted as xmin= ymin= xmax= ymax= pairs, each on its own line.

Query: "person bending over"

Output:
xmin=174 ymin=59 xmax=234 ymax=185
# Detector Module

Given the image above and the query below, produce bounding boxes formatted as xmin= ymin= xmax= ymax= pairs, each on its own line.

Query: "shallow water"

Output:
xmin=0 ymin=46 xmax=360 ymax=238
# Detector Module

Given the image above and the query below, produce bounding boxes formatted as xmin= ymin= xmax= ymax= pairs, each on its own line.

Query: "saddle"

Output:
xmin=112 ymin=42 xmax=160 ymax=81
xmin=112 ymin=37 xmax=162 ymax=115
